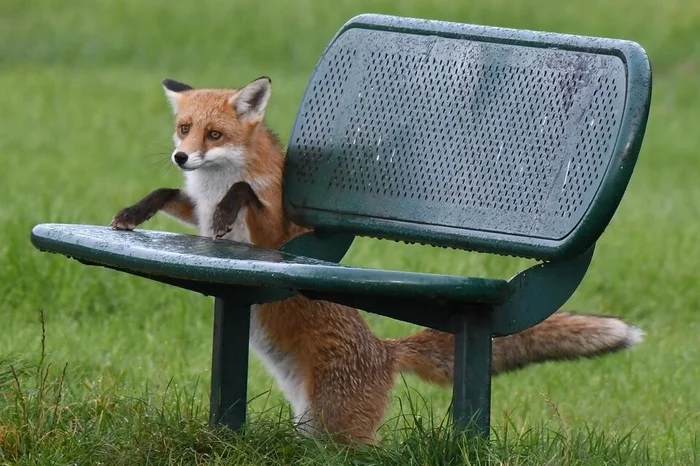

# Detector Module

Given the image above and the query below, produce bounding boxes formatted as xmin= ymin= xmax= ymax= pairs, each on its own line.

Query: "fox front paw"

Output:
xmin=109 ymin=208 xmax=139 ymax=231
xmin=211 ymin=207 xmax=236 ymax=239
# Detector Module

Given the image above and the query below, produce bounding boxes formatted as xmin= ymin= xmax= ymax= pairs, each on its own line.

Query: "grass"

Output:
xmin=0 ymin=353 xmax=667 ymax=465
xmin=0 ymin=325 xmax=681 ymax=466
xmin=1 ymin=0 xmax=699 ymax=463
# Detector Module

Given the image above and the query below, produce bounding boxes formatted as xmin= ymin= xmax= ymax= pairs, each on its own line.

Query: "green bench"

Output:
xmin=30 ymin=14 xmax=651 ymax=436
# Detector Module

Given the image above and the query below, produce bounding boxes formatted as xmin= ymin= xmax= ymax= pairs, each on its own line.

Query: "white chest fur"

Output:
xmin=184 ymin=166 xmax=251 ymax=242
xmin=249 ymin=305 xmax=311 ymax=427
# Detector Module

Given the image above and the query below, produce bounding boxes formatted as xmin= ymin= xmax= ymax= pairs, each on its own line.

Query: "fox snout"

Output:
xmin=173 ymin=151 xmax=188 ymax=166
xmin=170 ymin=149 xmax=205 ymax=171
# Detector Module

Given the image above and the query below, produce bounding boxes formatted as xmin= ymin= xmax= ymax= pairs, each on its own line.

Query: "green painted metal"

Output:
xmin=492 ymin=246 xmax=595 ymax=337
xmin=284 ymin=14 xmax=651 ymax=262
xmin=301 ymin=290 xmax=489 ymax=333
xmin=30 ymin=224 xmax=513 ymax=305
xmin=452 ymin=310 xmax=493 ymax=436
xmin=102 ymin=268 xmax=295 ymax=304
xmin=280 ymin=230 xmax=355 ymax=262
xmin=210 ymin=297 xmax=251 ymax=429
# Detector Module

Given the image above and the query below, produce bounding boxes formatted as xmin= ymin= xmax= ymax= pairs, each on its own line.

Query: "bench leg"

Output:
xmin=452 ymin=310 xmax=493 ymax=437
xmin=209 ymin=297 xmax=251 ymax=430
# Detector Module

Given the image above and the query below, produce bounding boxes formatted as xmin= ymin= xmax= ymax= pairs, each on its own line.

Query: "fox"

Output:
xmin=109 ymin=76 xmax=644 ymax=444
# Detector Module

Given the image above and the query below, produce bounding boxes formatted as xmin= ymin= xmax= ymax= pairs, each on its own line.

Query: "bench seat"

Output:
xmin=31 ymin=223 xmax=512 ymax=305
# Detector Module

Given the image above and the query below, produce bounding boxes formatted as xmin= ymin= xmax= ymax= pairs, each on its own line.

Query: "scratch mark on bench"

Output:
xmin=563 ymin=159 xmax=572 ymax=188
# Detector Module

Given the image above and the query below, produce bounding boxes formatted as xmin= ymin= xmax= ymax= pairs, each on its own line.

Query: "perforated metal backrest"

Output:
xmin=283 ymin=14 xmax=651 ymax=261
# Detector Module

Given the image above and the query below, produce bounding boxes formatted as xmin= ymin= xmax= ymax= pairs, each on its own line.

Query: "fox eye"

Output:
xmin=208 ymin=130 xmax=222 ymax=141
xmin=179 ymin=124 xmax=190 ymax=135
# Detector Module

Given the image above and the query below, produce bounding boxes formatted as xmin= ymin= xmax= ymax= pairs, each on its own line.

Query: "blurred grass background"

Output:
xmin=1 ymin=0 xmax=699 ymax=462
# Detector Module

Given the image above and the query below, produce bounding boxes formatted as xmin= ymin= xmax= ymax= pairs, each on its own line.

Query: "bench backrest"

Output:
xmin=283 ymin=14 xmax=651 ymax=261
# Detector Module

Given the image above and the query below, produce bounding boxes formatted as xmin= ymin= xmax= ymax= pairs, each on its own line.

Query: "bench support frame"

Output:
xmin=209 ymin=297 xmax=251 ymax=430
xmin=453 ymin=309 xmax=493 ymax=435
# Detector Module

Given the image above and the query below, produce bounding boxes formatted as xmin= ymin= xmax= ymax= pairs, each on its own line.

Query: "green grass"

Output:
xmin=1 ymin=0 xmax=699 ymax=463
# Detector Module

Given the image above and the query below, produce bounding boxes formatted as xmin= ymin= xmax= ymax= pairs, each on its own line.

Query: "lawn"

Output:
xmin=1 ymin=0 xmax=699 ymax=464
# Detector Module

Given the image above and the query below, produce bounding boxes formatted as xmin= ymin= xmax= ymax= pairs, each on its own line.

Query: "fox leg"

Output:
xmin=303 ymin=341 xmax=397 ymax=444
xmin=306 ymin=367 xmax=393 ymax=444
xmin=254 ymin=298 xmax=396 ymax=444
xmin=211 ymin=181 xmax=264 ymax=239
xmin=109 ymin=188 xmax=196 ymax=230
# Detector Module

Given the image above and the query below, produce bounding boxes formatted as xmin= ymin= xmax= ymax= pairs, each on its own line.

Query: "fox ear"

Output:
xmin=230 ymin=77 xmax=271 ymax=122
xmin=162 ymin=78 xmax=193 ymax=113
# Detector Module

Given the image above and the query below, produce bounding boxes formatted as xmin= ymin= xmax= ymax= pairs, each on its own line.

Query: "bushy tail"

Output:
xmin=389 ymin=312 xmax=644 ymax=386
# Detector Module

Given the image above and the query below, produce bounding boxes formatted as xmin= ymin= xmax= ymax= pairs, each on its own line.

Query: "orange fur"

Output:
xmin=161 ymin=192 xmax=197 ymax=226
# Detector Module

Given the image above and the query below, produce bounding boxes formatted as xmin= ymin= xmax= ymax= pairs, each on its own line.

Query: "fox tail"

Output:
xmin=389 ymin=311 xmax=643 ymax=385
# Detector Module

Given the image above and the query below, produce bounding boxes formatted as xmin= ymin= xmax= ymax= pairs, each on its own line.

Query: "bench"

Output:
xmin=30 ymin=14 xmax=651 ymax=436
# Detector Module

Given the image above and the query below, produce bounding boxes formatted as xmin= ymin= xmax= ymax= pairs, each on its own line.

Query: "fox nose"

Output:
xmin=173 ymin=152 xmax=188 ymax=166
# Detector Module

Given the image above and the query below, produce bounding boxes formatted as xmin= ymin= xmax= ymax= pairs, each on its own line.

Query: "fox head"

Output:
xmin=161 ymin=77 xmax=272 ymax=171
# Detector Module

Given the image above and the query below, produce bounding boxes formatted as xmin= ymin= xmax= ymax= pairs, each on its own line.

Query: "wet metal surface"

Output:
xmin=31 ymin=224 xmax=512 ymax=304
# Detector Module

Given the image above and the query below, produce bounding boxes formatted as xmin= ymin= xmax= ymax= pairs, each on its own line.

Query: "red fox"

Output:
xmin=110 ymin=77 xmax=644 ymax=443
